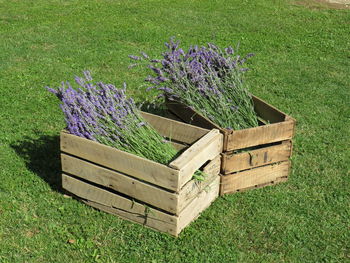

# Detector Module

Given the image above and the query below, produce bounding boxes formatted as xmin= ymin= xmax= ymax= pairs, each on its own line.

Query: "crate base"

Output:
xmin=220 ymin=161 xmax=290 ymax=195
xmin=63 ymin=174 xmax=220 ymax=236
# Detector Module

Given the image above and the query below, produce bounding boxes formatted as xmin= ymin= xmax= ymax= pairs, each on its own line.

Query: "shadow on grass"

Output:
xmin=11 ymin=135 xmax=62 ymax=192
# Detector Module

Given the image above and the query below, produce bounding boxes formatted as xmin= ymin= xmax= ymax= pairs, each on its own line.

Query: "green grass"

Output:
xmin=0 ymin=0 xmax=349 ymax=262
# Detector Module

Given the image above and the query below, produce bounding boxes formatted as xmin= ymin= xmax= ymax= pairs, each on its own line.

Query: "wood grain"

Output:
xmin=60 ymin=131 xmax=180 ymax=191
xmin=63 ymin=173 xmax=220 ymax=236
xmin=177 ymin=176 xmax=220 ymax=234
xmin=173 ymin=132 xmax=223 ymax=187
xmin=169 ymin=129 xmax=221 ymax=169
xmin=226 ymin=120 xmax=295 ymax=151
xmin=220 ymin=161 xmax=290 ymax=195
xmin=166 ymin=96 xmax=295 ymax=152
xmin=252 ymin=95 xmax=286 ymax=123
xmin=140 ymin=111 xmax=209 ymax=144
xmin=62 ymin=174 xmax=178 ymax=234
xmin=62 ymin=153 xmax=220 ymax=215
xmin=221 ymin=140 xmax=292 ymax=174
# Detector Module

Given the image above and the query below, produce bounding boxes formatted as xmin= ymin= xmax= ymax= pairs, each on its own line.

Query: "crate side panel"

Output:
xmin=61 ymin=154 xmax=180 ymax=214
xmin=177 ymin=176 xmax=220 ymax=235
xmin=252 ymin=96 xmax=287 ymax=123
xmin=170 ymin=130 xmax=221 ymax=169
xmin=83 ymin=200 xmax=177 ymax=236
xmin=222 ymin=140 xmax=292 ymax=174
xmin=234 ymin=176 xmax=288 ymax=193
xmin=140 ymin=111 xmax=209 ymax=144
xmin=62 ymin=174 xmax=177 ymax=235
xmin=176 ymin=133 xmax=223 ymax=188
xmin=226 ymin=120 xmax=295 ymax=151
xmin=221 ymin=161 xmax=290 ymax=194
xmin=60 ymin=131 xmax=180 ymax=191
xmin=165 ymin=100 xmax=221 ymax=130
xmin=177 ymin=155 xmax=221 ymax=213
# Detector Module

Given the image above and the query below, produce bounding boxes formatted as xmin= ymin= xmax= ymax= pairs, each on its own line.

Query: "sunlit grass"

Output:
xmin=0 ymin=0 xmax=349 ymax=262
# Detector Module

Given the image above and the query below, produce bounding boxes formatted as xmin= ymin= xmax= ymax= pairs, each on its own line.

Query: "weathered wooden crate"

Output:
xmin=61 ymin=112 xmax=223 ymax=236
xmin=166 ymin=95 xmax=296 ymax=195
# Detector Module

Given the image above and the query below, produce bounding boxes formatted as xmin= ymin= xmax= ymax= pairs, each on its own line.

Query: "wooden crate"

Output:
xmin=61 ymin=112 xmax=223 ymax=236
xmin=166 ymin=95 xmax=296 ymax=195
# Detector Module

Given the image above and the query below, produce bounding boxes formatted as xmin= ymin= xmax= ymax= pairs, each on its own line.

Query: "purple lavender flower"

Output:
xmin=47 ymin=71 xmax=179 ymax=164
xmin=135 ymin=38 xmax=258 ymax=130
xmin=128 ymin=63 xmax=138 ymax=69
xmin=137 ymin=122 xmax=146 ymax=127
xmin=128 ymin=55 xmax=141 ymax=61
xmin=150 ymin=59 xmax=161 ymax=63
xmin=230 ymin=105 xmax=239 ymax=111
xmin=83 ymin=71 xmax=93 ymax=81
xmin=141 ymin=52 xmax=149 ymax=59
xmin=225 ymin=47 xmax=234 ymax=55
xmin=158 ymin=87 xmax=173 ymax=93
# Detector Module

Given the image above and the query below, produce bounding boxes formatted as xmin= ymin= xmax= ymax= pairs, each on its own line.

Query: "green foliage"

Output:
xmin=0 ymin=0 xmax=349 ymax=262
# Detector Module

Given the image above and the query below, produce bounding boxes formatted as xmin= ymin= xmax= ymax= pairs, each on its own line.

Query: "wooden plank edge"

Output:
xmin=221 ymin=140 xmax=292 ymax=174
xmin=165 ymin=99 xmax=222 ymax=130
xmin=60 ymin=131 xmax=180 ymax=191
xmin=220 ymin=176 xmax=288 ymax=195
xmin=82 ymin=200 xmax=178 ymax=236
xmin=177 ymin=176 xmax=220 ymax=235
xmin=61 ymin=153 xmax=182 ymax=214
xmin=61 ymin=174 xmax=176 ymax=224
xmin=140 ymin=111 xmax=209 ymax=144
xmin=169 ymin=129 xmax=221 ymax=169
xmin=252 ymin=95 xmax=287 ymax=123
xmin=226 ymin=119 xmax=295 ymax=151
xmin=177 ymin=136 xmax=223 ymax=188
xmin=220 ymin=160 xmax=291 ymax=195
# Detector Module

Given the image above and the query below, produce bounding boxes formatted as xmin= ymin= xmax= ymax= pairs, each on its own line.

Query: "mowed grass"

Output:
xmin=0 ymin=0 xmax=349 ymax=262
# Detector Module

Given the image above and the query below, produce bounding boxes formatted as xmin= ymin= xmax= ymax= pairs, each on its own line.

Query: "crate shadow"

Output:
xmin=11 ymin=135 xmax=62 ymax=192
xmin=139 ymin=102 xmax=182 ymax=121
xmin=139 ymin=102 xmax=168 ymax=116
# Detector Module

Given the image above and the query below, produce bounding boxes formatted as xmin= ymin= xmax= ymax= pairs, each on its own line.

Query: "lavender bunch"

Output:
xmin=46 ymin=71 xmax=178 ymax=165
xmin=130 ymin=38 xmax=259 ymax=130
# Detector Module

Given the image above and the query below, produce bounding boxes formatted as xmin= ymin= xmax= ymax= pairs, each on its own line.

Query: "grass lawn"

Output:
xmin=0 ymin=0 xmax=349 ymax=262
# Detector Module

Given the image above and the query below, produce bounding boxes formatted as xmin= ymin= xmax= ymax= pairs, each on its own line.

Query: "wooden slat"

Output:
xmin=62 ymin=174 xmax=178 ymax=235
xmin=220 ymin=161 xmax=290 ymax=195
xmin=202 ymin=155 xmax=221 ymax=177
xmin=169 ymin=129 xmax=221 ymax=169
xmin=83 ymin=200 xmax=177 ymax=235
xmin=62 ymin=153 xmax=219 ymax=215
xmin=226 ymin=120 xmax=295 ymax=151
xmin=221 ymin=141 xmax=292 ymax=174
xmin=252 ymin=95 xmax=287 ymax=123
xmin=173 ymin=132 xmax=223 ymax=188
xmin=61 ymin=154 xmax=180 ymax=214
xmin=171 ymin=141 xmax=188 ymax=151
xmin=140 ymin=111 xmax=209 ymax=144
xmin=177 ymin=176 xmax=220 ymax=234
xmin=165 ymin=100 xmax=221 ymax=130
xmin=63 ymin=174 xmax=220 ymax=236
xmin=60 ymin=131 xmax=180 ymax=191
xmin=178 ymin=155 xmax=220 ymax=212
xmin=166 ymin=97 xmax=295 ymax=152
xmin=226 ymin=176 xmax=288 ymax=194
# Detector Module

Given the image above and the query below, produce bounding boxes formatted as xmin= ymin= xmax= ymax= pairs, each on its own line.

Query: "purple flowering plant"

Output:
xmin=129 ymin=38 xmax=259 ymax=130
xmin=46 ymin=71 xmax=179 ymax=165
